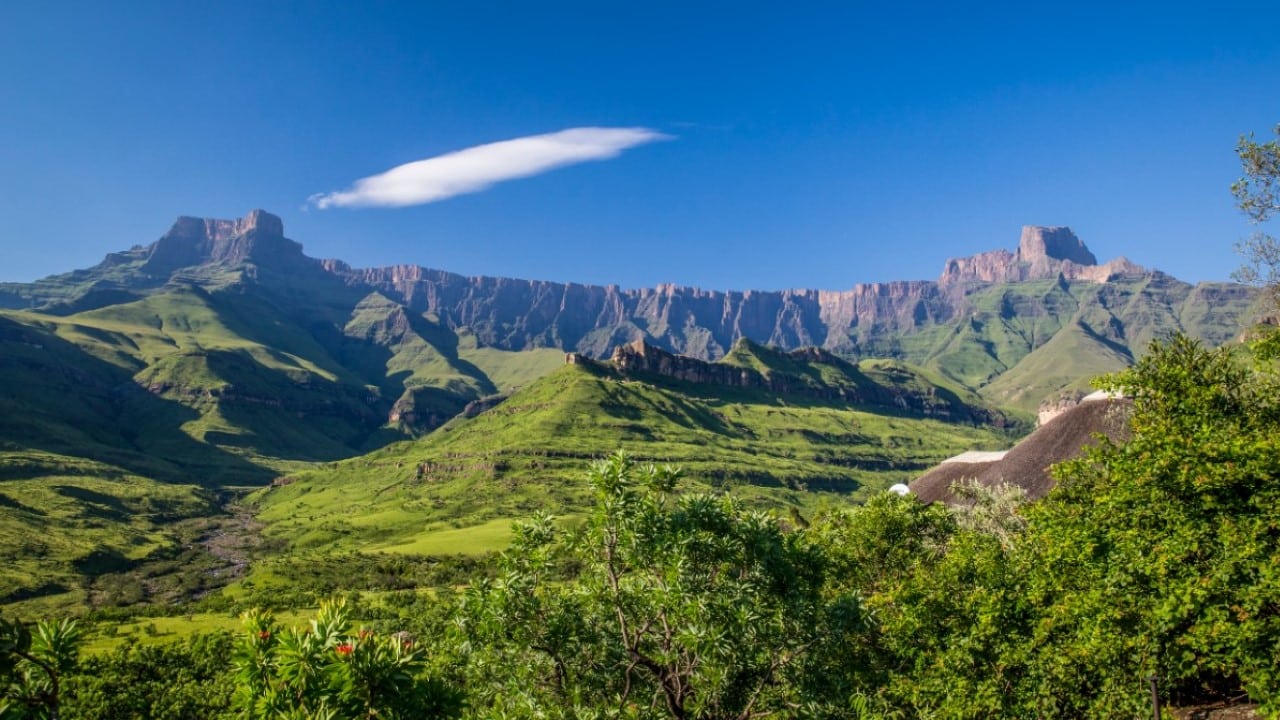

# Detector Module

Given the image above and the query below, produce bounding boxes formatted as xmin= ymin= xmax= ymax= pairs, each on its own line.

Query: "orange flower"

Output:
xmin=335 ymin=643 xmax=354 ymax=656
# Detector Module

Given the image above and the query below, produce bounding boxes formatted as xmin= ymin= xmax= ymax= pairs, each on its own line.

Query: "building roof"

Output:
xmin=910 ymin=397 xmax=1131 ymax=504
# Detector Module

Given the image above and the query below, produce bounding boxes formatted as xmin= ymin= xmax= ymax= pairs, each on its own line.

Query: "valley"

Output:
xmin=0 ymin=211 xmax=1260 ymax=616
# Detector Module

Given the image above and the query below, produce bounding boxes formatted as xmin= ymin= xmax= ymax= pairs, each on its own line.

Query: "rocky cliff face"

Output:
xmin=938 ymin=225 xmax=1143 ymax=287
xmin=596 ymin=339 xmax=1009 ymax=425
xmin=142 ymin=209 xmax=307 ymax=274
xmin=0 ymin=214 xmax=1184 ymax=363
xmin=1020 ymin=226 xmax=1097 ymax=265
xmin=2 ymin=212 xmax=1258 ymax=413
xmin=328 ymin=263 xmax=958 ymax=359
xmin=329 ymin=224 xmax=1152 ymax=360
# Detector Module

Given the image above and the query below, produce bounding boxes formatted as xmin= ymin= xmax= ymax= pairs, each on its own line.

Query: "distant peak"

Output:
xmin=240 ymin=209 xmax=285 ymax=237
xmin=1017 ymin=226 xmax=1097 ymax=266
xmin=168 ymin=209 xmax=285 ymax=243
xmin=146 ymin=209 xmax=301 ymax=273
xmin=939 ymin=225 xmax=1139 ymax=287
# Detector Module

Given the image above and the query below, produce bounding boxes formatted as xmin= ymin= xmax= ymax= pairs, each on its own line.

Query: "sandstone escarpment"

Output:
xmin=327 ymin=224 xmax=1151 ymax=362
xmin=6 ymin=213 xmax=1253 ymax=419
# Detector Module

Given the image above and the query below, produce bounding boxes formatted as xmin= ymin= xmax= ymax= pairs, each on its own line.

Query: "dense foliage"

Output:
xmin=5 ymin=330 xmax=1280 ymax=718
xmin=455 ymin=455 xmax=837 ymax=718
xmin=62 ymin=634 xmax=234 ymax=720
xmin=233 ymin=599 xmax=461 ymax=719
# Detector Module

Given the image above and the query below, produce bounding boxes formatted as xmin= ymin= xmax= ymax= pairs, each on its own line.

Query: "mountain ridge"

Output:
xmin=0 ymin=210 xmax=1260 ymax=411
xmin=0 ymin=210 xmax=1257 ymax=613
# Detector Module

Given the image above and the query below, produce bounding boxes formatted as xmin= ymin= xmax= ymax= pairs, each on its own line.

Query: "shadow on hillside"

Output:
xmin=0 ymin=315 xmax=276 ymax=486
xmin=166 ymin=347 xmax=386 ymax=461
xmin=0 ymin=492 xmax=46 ymax=515
xmin=54 ymin=485 xmax=131 ymax=521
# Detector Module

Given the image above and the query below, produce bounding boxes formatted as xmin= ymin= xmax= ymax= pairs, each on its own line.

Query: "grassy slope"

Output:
xmin=455 ymin=329 xmax=566 ymax=393
xmin=3 ymin=253 xmax=1254 ymax=617
xmin=252 ymin=361 xmax=1017 ymax=562
xmin=870 ymin=276 xmax=1258 ymax=411
xmin=981 ymin=276 xmax=1258 ymax=409
xmin=980 ymin=320 xmax=1133 ymax=408
xmin=0 ymin=451 xmax=218 ymax=616
xmin=0 ymin=285 xmax=575 ymax=614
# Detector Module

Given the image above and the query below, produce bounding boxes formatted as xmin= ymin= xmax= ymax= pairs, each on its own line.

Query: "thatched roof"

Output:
xmin=910 ymin=398 xmax=1132 ymax=504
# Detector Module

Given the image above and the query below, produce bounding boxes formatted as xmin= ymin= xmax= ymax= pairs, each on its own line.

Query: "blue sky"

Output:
xmin=2 ymin=2 xmax=1277 ymax=290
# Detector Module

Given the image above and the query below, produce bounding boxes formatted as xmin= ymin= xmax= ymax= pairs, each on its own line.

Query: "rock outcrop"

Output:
xmin=938 ymin=225 xmax=1143 ymax=287
xmin=602 ymin=339 xmax=1009 ymax=425
xmin=611 ymin=340 xmax=798 ymax=394
xmin=142 ymin=210 xmax=307 ymax=274
xmin=1019 ymin=226 xmax=1097 ymax=266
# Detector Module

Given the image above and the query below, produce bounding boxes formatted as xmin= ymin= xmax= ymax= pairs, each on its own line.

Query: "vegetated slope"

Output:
xmin=0 ymin=315 xmax=227 ymax=612
xmin=0 ymin=209 xmax=1255 ymax=612
xmin=0 ymin=212 xmax=574 ymax=466
xmin=888 ymin=275 xmax=1257 ymax=410
xmin=0 ymin=286 xmax=559 ymax=610
xmin=0 ymin=213 xmax=566 ymax=612
xmin=253 ymin=348 xmax=1020 ymax=559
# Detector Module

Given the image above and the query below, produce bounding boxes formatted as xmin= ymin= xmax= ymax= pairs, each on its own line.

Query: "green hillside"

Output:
xmin=0 ymin=283 xmax=570 ymax=612
xmin=252 ymin=357 xmax=1019 ymax=562
xmin=0 ymin=211 xmax=1260 ymax=616
xmin=875 ymin=276 xmax=1260 ymax=410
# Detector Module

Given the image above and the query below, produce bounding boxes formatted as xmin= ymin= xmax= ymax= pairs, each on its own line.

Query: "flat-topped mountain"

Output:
xmin=938 ymin=226 xmax=1142 ymax=286
xmin=141 ymin=209 xmax=302 ymax=272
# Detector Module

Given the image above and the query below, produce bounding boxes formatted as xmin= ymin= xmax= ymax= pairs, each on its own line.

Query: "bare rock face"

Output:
xmin=611 ymin=340 xmax=763 ymax=389
xmin=326 ymin=223 xmax=1158 ymax=362
xmin=143 ymin=209 xmax=303 ymax=273
xmin=603 ymin=339 xmax=1007 ymax=424
xmin=1017 ymin=226 xmax=1097 ymax=265
xmin=31 ymin=214 xmax=1180 ymax=374
xmin=939 ymin=225 xmax=1144 ymax=287
xmin=938 ymin=249 xmax=1022 ymax=286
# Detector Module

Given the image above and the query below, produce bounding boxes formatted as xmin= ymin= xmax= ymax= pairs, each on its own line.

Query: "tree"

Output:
xmin=1017 ymin=336 xmax=1280 ymax=716
xmin=60 ymin=633 xmax=235 ymax=720
xmin=1233 ymin=123 xmax=1280 ymax=342
xmin=459 ymin=452 xmax=836 ymax=719
xmin=0 ymin=617 xmax=80 ymax=720
xmin=1233 ymin=123 xmax=1280 ymax=224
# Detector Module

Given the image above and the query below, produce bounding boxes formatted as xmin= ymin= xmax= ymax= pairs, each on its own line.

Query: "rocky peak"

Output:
xmin=939 ymin=225 xmax=1141 ymax=287
xmin=143 ymin=210 xmax=302 ymax=274
xmin=1016 ymin=226 xmax=1097 ymax=265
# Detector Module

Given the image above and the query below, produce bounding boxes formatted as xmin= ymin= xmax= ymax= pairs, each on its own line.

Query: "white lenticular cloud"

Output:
xmin=309 ymin=127 xmax=671 ymax=209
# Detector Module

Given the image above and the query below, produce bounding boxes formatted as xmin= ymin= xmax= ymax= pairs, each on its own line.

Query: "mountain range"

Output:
xmin=2 ymin=211 xmax=1257 ymax=411
xmin=0 ymin=210 xmax=1260 ymax=612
